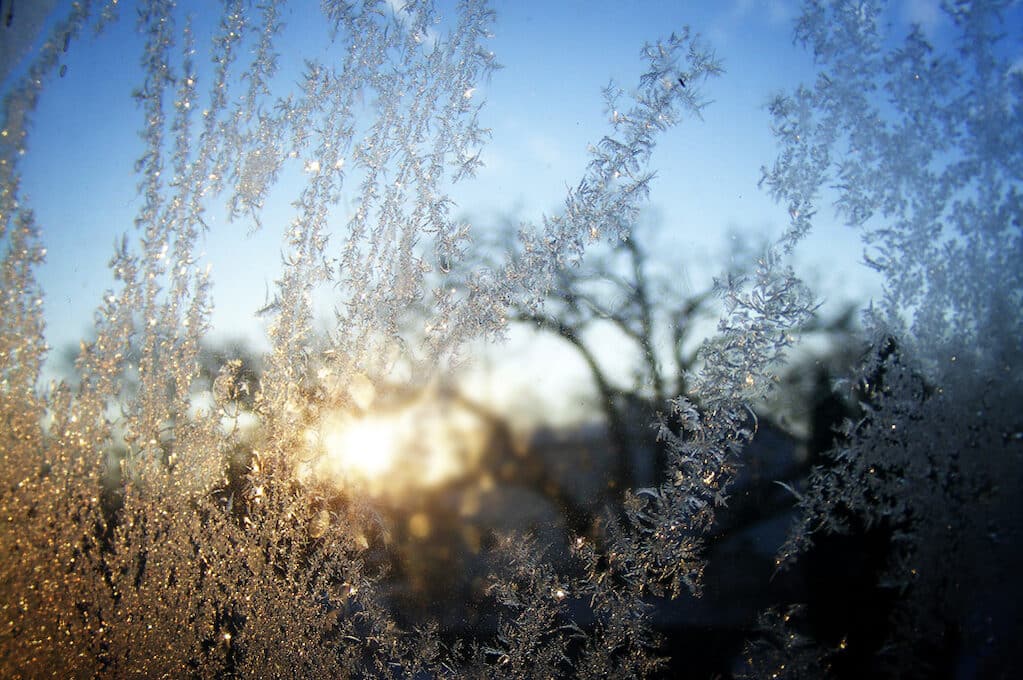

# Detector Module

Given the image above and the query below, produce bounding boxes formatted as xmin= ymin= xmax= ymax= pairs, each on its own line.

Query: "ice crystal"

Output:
xmin=759 ymin=0 xmax=1023 ymax=674
xmin=1 ymin=1 xmax=733 ymax=675
xmin=8 ymin=0 xmax=1012 ymax=677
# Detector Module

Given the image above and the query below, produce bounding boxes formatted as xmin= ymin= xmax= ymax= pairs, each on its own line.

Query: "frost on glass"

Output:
xmin=745 ymin=0 xmax=1022 ymax=675
xmin=3 ymin=0 xmax=977 ymax=677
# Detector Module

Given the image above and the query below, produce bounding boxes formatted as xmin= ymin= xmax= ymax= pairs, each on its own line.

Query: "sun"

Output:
xmin=322 ymin=413 xmax=403 ymax=482
xmin=304 ymin=395 xmax=487 ymax=497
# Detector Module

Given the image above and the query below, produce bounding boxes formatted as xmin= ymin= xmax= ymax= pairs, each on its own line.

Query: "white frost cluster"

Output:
xmin=1 ymin=0 xmax=1018 ymax=677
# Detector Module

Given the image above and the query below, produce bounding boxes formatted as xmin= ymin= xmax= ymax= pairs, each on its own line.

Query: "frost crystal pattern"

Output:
xmin=2 ymin=0 xmax=1017 ymax=677
xmin=753 ymin=1 xmax=1022 ymax=675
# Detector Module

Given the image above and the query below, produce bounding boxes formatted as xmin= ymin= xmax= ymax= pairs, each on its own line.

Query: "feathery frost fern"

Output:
xmin=2 ymin=0 xmax=1018 ymax=677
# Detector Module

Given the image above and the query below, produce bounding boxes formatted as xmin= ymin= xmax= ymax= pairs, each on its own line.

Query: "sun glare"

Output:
xmin=306 ymin=396 xmax=487 ymax=497
xmin=323 ymin=414 xmax=402 ymax=481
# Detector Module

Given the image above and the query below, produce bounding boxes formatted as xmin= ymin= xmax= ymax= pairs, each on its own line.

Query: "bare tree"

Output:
xmin=453 ymin=216 xmax=769 ymax=491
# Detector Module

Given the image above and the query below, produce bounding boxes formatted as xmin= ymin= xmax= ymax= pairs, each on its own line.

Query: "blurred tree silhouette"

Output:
xmin=5 ymin=0 xmax=1017 ymax=677
xmin=454 ymin=214 xmax=861 ymax=497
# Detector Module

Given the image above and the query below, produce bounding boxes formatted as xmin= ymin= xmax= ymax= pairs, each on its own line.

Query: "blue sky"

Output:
xmin=8 ymin=0 xmax=904 ymax=394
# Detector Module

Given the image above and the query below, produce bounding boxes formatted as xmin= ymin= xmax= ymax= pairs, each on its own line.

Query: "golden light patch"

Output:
xmin=408 ymin=513 xmax=431 ymax=539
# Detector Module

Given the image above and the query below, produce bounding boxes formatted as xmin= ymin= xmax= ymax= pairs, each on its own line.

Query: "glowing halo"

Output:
xmin=322 ymin=414 xmax=402 ymax=482
xmin=304 ymin=397 xmax=487 ymax=497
